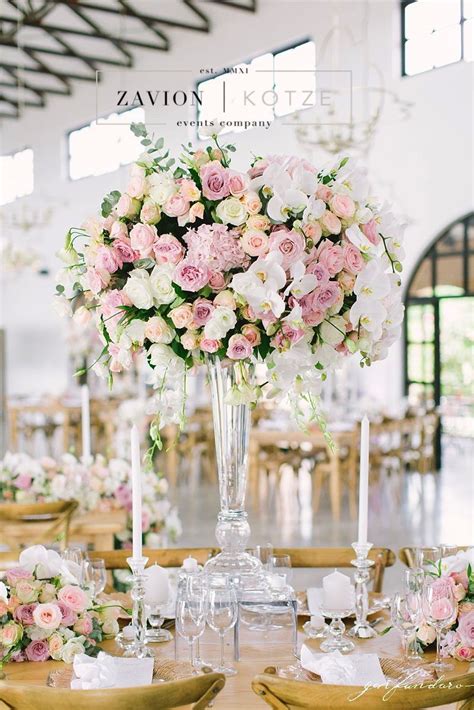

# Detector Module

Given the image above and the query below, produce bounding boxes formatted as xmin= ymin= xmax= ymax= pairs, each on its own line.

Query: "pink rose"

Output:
xmin=451 ymin=571 xmax=469 ymax=591
xmin=459 ymin=601 xmax=474 ymax=617
xmin=144 ymin=316 xmax=172 ymax=344
xmin=32 ymin=603 xmax=62 ymax=630
xmin=57 ymin=601 xmax=77 ymax=627
xmin=302 ymin=222 xmax=322 ymax=242
xmin=109 ymin=221 xmax=128 ymax=240
xmin=330 ymin=194 xmax=356 ymax=219
xmin=200 ymin=338 xmax=220 ymax=353
xmin=178 ymin=178 xmax=200 ymax=202
xmin=316 ymin=185 xmax=333 ymax=202
xmin=200 ymin=161 xmax=230 ymax=200
xmin=15 ymin=473 xmax=32 ymax=490
xmin=25 ymin=639 xmax=50 ymax=662
xmin=95 ymin=245 xmax=123 ymax=273
xmin=241 ymin=229 xmax=269 ymax=257
xmin=181 ymin=330 xmax=199 ymax=350
xmin=86 ymin=268 xmax=110 ymax=294
xmin=114 ymin=237 xmax=138 ymax=263
xmin=338 ymin=270 xmax=356 ymax=292
xmin=226 ymin=334 xmax=253 ymax=360
xmin=242 ymin=191 xmax=262 ymax=215
xmin=140 ymin=199 xmax=161 ymax=225
xmin=14 ymin=603 xmax=37 ymax=626
xmin=116 ymin=193 xmax=139 ymax=218
xmin=169 ymin=304 xmax=194 ymax=329
xmin=6 ymin=567 xmax=32 ymax=585
xmin=247 ymin=158 xmax=269 ymax=179
xmin=227 ymin=170 xmax=249 ymax=197
xmin=458 ymin=611 xmax=474 ymax=648
xmin=343 ymin=242 xmax=364 ymax=273
xmin=153 ymin=234 xmax=185 ymax=265
xmin=214 ymin=290 xmax=236 ymax=309
xmin=318 ymin=242 xmax=344 ymax=276
xmin=127 ymin=174 xmax=147 ymax=199
xmin=130 ymin=223 xmax=157 ymax=258
xmin=247 ymin=214 xmax=270 ymax=231
xmin=73 ymin=614 xmax=93 ymax=636
xmin=188 ymin=202 xmax=204 ymax=224
xmin=173 ymin=260 xmax=209 ymax=292
xmin=57 ymin=585 xmax=88 ymax=613
xmin=306 ymin=261 xmax=330 ymax=286
xmin=281 ymin=323 xmax=305 ymax=345
xmin=192 ymin=298 xmax=215 ymax=326
xmin=209 ymin=271 xmax=226 ymax=290
xmin=242 ymin=324 xmax=261 ymax=347
xmin=430 ymin=577 xmax=455 ymax=600
xmin=361 ymin=219 xmax=381 ymax=245
xmin=454 ymin=645 xmax=474 ymax=661
xmin=163 ymin=194 xmax=189 ymax=218
xmin=115 ymin=484 xmax=132 ymax=510
xmin=16 ymin=580 xmax=39 ymax=604
xmin=320 ymin=210 xmax=342 ymax=235
xmin=269 ymin=227 xmax=305 ymax=268
xmin=312 ymin=282 xmax=341 ymax=309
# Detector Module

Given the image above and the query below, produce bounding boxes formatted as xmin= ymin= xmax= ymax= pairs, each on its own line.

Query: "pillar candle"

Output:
xmin=130 ymin=424 xmax=142 ymax=560
xmin=144 ymin=564 xmax=169 ymax=605
xmin=358 ymin=415 xmax=370 ymax=544
xmin=322 ymin=569 xmax=353 ymax=610
xmin=81 ymin=384 xmax=91 ymax=461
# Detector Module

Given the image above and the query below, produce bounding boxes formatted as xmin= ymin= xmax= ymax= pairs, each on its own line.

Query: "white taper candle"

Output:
xmin=130 ymin=424 xmax=143 ymax=560
xmin=80 ymin=384 xmax=91 ymax=461
xmin=358 ymin=414 xmax=370 ymax=544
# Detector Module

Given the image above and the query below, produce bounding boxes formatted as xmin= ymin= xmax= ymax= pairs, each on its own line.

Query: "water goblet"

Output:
xmin=319 ymin=608 xmax=355 ymax=654
xmin=269 ymin=555 xmax=293 ymax=585
xmin=422 ymin=577 xmax=457 ymax=671
xmin=176 ymin=579 xmax=207 ymax=674
xmin=391 ymin=592 xmax=424 ymax=662
xmin=206 ymin=578 xmax=238 ymax=677
xmin=82 ymin=558 xmax=106 ymax=598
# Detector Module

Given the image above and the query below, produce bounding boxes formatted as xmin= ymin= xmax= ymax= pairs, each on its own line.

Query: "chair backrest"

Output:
xmin=399 ymin=546 xmax=471 ymax=568
xmin=251 ymin=671 xmax=474 ymax=709
xmin=0 ymin=672 xmax=225 ymax=710
xmin=89 ymin=546 xmax=395 ymax=593
xmin=0 ymin=500 xmax=78 ymax=552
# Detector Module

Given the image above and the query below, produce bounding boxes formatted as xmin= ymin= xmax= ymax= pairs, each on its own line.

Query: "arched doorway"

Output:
xmin=404 ymin=212 xmax=474 ymax=467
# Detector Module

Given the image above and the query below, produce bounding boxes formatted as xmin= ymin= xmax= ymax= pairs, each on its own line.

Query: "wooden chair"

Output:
xmin=0 ymin=672 xmax=225 ymax=710
xmin=399 ymin=546 xmax=471 ymax=568
xmin=89 ymin=546 xmax=395 ymax=593
xmin=0 ymin=500 xmax=78 ymax=552
xmin=251 ymin=669 xmax=474 ymax=709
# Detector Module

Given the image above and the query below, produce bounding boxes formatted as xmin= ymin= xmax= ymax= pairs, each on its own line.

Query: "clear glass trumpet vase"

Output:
xmin=203 ymin=355 xmax=263 ymax=587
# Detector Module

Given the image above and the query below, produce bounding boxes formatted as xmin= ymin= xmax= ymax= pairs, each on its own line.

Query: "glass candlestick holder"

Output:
xmin=349 ymin=541 xmax=377 ymax=639
xmin=319 ymin=608 xmax=355 ymax=654
xmin=124 ymin=557 xmax=154 ymax=658
xmin=145 ymin=602 xmax=173 ymax=643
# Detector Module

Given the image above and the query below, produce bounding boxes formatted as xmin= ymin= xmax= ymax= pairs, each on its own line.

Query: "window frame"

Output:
xmin=0 ymin=146 xmax=34 ymax=206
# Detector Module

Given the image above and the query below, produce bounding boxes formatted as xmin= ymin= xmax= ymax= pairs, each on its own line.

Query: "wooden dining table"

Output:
xmin=3 ymin=605 xmax=472 ymax=709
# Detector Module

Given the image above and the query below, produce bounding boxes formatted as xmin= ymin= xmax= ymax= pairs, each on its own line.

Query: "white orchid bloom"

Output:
xmin=345 ymin=224 xmax=376 ymax=255
xmin=0 ymin=581 xmax=8 ymax=601
xmin=292 ymin=165 xmax=318 ymax=195
xmin=266 ymin=194 xmax=286 ymax=223
xmin=383 ymin=300 xmax=404 ymax=330
xmin=285 ymin=260 xmax=317 ymax=298
xmin=354 ymin=260 xmax=391 ymax=300
xmin=350 ymin=299 xmax=387 ymax=340
xmin=303 ymin=196 xmax=326 ymax=223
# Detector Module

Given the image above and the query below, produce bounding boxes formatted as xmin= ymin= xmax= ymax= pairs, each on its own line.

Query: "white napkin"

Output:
xmin=71 ymin=653 xmax=154 ymax=690
xmin=300 ymin=647 xmax=386 ymax=686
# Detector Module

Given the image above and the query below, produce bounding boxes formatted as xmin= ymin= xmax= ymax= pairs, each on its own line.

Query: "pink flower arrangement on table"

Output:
xmin=56 ymin=123 xmax=405 ymax=446
xmin=0 ymin=546 xmax=121 ymax=665
xmin=417 ymin=549 xmax=474 ymax=661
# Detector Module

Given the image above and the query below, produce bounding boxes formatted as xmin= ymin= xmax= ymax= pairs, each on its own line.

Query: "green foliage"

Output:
xmin=101 ymin=190 xmax=121 ymax=218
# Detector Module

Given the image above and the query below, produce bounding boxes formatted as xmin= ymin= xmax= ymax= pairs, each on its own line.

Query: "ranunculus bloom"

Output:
xmin=268 ymin=227 xmax=305 ymax=268
xmin=25 ymin=639 xmax=50 ymax=662
xmin=153 ymin=234 xmax=185 ymax=265
xmin=192 ymin=298 xmax=215 ymax=326
xmin=173 ymin=260 xmax=209 ymax=292
xmin=32 ymin=602 xmax=62 ymax=630
xmin=130 ymin=223 xmax=157 ymax=258
xmin=330 ymin=193 xmax=356 ymax=219
xmin=200 ymin=161 xmax=230 ymax=200
xmin=57 ymin=585 xmax=88 ymax=613
xmin=226 ymin=334 xmax=253 ymax=360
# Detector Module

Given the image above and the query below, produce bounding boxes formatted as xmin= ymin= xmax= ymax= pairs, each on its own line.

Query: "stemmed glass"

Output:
xmin=422 ymin=577 xmax=457 ymax=671
xmin=403 ymin=569 xmax=426 ymax=662
xmin=206 ymin=577 xmax=238 ymax=677
xmin=269 ymin=555 xmax=293 ymax=585
xmin=62 ymin=546 xmax=86 ymax=583
xmin=82 ymin=558 xmax=107 ymax=598
xmin=176 ymin=577 xmax=207 ymax=674
xmin=391 ymin=591 xmax=424 ymax=663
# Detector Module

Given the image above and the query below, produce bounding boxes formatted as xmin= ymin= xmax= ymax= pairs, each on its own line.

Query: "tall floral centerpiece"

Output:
xmin=57 ymin=123 xmax=405 ymax=583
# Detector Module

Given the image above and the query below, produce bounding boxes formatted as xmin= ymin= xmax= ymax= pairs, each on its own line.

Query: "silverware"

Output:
xmin=368 ymin=616 xmax=384 ymax=628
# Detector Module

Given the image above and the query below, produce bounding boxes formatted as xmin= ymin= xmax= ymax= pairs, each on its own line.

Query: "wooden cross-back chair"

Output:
xmin=0 ymin=500 xmax=78 ymax=552
xmin=0 ymin=672 xmax=225 ymax=710
xmin=399 ymin=545 xmax=471 ymax=568
xmin=89 ymin=546 xmax=395 ymax=593
xmin=251 ymin=669 xmax=474 ymax=709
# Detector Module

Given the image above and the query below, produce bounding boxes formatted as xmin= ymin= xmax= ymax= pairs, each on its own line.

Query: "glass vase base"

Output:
xmin=348 ymin=622 xmax=377 ymax=639
xmin=204 ymin=551 xmax=266 ymax=590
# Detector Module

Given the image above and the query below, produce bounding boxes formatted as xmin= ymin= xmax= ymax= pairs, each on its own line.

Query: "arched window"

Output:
xmin=404 ymin=212 xmax=474 ymax=464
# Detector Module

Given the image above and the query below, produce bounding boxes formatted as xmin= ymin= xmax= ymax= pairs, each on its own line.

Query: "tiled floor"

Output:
xmin=174 ymin=438 xmax=474 ymax=591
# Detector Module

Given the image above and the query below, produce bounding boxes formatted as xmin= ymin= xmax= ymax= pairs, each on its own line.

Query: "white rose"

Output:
xmin=216 ymin=197 xmax=247 ymax=226
xmin=62 ymin=637 xmax=86 ymax=664
xmin=123 ymin=319 xmax=147 ymax=346
xmin=102 ymin=619 xmax=119 ymax=636
xmin=319 ymin=316 xmax=346 ymax=346
xmin=150 ymin=265 xmax=176 ymax=305
xmin=148 ymin=343 xmax=184 ymax=378
xmin=123 ymin=269 xmax=154 ymax=309
xmin=204 ymin=307 xmax=237 ymax=339
xmin=147 ymin=173 xmax=176 ymax=205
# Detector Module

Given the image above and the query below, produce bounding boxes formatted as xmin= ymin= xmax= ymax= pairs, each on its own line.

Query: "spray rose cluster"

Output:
xmin=57 ymin=123 xmax=405 ymax=436
xmin=0 ymin=545 xmax=121 ymax=664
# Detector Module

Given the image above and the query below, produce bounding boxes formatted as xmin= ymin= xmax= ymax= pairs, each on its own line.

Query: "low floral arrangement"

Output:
xmin=417 ymin=549 xmax=474 ymax=661
xmin=0 ymin=546 xmax=121 ymax=665
xmin=0 ymin=452 xmax=181 ymax=548
xmin=56 ymin=123 xmax=405 ymax=451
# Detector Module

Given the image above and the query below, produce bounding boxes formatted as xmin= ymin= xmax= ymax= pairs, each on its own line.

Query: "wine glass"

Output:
xmin=206 ymin=578 xmax=238 ymax=676
xmin=391 ymin=592 xmax=423 ymax=663
xmin=62 ymin=546 xmax=86 ymax=582
xmin=82 ymin=558 xmax=106 ymax=598
xmin=187 ymin=575 xmax=208 ymax=669
xmin=414 ymin=546 xmax=441 ymax=575
xmin=269 ymin=555 xmax=292 ymax=585
xmin=176 ymin=578 xmax=206 ymax=673
xmin=422 ymin=577 xmax=457 ymax=671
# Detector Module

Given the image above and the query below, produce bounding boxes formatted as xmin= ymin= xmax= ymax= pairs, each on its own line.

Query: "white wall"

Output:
xmin=1 ymin=0 xmax=472 ymax=400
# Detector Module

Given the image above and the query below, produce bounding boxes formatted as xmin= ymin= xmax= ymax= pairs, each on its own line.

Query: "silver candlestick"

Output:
xmin=349 ymin=542 xmax=377 ymax=639
xmin=124 ymin=556 xmax=154 ymax=658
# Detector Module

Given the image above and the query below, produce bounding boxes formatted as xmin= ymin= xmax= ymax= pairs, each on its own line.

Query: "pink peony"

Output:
xmin=32 ymin=603 xmax=62 ymax=630
xmin=226 ymin=334 xmax=253 ymax=360
xmin=200 ymin=338 xmax=220 ymax=353
xmin=330 ymin=194 xmax=356 ymax=219
xmin=163 ymin=194 xmax=189 ymax=218
xmin=173 ymin=260 xmax=209 ymax=292
xmin=25 ymin=639 xmax=50 ymax=662
xmin=342 ymin=242 xmax=364 ymax=273
xmin=268 ymin=227 xmax=305 ymax=268
xmin=130 ymin=223 xmax=157 ymax=258
xmin=113 ymin=237 xmax=138 ymax=263
xmin=361 ymin=219 xmax=381 ymax=245
xmin=95 ymin=245 xmax=123 ymax=274
xmin=14 ymin=603 xmax=37 ymax=626
xmin=192 ymin=298 xmax=215 ymax=326
xmin=457 ymin=611 xmax=474 ymax=648
xmin=318 ymin=241 xmax=344 ymax=276
xmin=200 ymin=161 xmax=230 ymax=200
xmin=57 ymin=585 xmax=88 ymax=613
xmin=153 ymin=234 xmax=185 ymax=265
